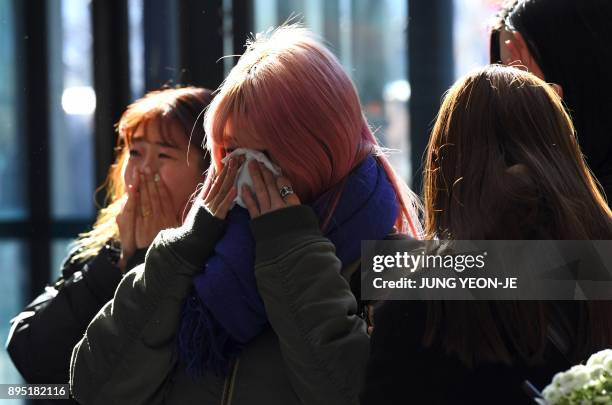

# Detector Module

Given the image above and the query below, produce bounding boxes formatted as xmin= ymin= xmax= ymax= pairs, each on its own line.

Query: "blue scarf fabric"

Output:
xmin=178 ymin=155 xmax=398 ymax=376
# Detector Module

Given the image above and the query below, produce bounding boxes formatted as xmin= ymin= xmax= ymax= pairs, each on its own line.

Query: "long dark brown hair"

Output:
xmin=423 ymin=65 xmax=612 ymax=367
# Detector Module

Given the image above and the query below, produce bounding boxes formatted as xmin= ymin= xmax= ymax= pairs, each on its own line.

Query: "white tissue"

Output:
xmin=221 ymin=148 xmax=281 ymax=208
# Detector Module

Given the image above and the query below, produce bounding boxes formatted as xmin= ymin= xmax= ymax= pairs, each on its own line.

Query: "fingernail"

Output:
xmin=154 ymin=173 xmax=160 ymax=183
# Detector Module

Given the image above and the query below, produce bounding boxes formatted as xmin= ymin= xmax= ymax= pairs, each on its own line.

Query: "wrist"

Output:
xmin=118 ymin=256 xmax=127 ymax=273
xmin=121 ymin=247 xmax=134 ymax=257
xmin=158 ymin=201 xmax=227 ymax=267
xmin=120 ymin=249 xmax=134 ymax=266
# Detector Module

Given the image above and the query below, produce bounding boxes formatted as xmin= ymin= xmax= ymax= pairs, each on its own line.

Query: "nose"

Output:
xmin=137 ymin=149 xmax=159 ymax=173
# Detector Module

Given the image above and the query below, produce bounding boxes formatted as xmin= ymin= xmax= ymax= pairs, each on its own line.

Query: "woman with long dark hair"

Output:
xmin=362 ymin=65 xmax=612 ymax=404
xmin=490 ymin=0 xmax=612 ymax=201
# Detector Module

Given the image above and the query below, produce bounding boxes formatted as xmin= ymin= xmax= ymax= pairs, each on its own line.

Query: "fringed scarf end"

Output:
xmin=178 ymin=293 xmax=244 ymax=379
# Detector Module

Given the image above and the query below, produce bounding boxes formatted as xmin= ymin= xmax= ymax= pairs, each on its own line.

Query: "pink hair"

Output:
xmin=204 ymin=24 xmax=421 ymax=237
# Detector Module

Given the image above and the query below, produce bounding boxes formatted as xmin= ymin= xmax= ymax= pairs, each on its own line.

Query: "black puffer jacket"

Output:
xmin=361 ymin=300 xmax=574 ymax=405
xmin=6 ymin=241 xmax=145 ymax=403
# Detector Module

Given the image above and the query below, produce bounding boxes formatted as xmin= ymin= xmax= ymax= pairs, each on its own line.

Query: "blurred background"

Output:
xmin=0 ymin=0 xmax=499 ymax=402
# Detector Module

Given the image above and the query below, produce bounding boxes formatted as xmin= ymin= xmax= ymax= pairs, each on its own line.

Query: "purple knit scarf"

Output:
xmin=178 ymin=155 xmax=399 ymax=376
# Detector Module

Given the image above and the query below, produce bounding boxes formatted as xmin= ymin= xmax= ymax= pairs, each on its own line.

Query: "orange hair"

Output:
xmin=71 ymin=87 xmax=213 ymax=262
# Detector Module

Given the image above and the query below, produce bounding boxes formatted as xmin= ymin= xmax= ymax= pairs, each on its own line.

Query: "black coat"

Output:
xmin=6 ymin=242 xmax=145 ymax=404
xmin=361 ymin=301 xmax=573 ymax=405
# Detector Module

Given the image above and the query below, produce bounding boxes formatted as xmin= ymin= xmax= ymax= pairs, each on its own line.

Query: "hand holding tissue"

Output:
xmin=221 ymin=148 xmax=281 ymax=208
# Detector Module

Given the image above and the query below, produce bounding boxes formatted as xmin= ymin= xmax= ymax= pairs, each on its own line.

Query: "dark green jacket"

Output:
xmin=69 ymin=203 xmax=369 ymax=405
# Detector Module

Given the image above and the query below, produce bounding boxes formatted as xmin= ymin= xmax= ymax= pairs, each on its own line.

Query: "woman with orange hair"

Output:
xmin=70 ymin=25 xmax=421 ymax=405
xmin=7 ymin=87 xmax=213 ymax=399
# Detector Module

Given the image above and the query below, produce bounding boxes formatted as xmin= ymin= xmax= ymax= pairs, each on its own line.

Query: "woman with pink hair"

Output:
xmin=70 ymin=24 xmax=420 ymax=405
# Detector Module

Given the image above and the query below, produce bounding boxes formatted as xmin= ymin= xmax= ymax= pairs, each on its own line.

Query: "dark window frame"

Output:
xmin=2 ymin=0 xmax=451 ymax=299
xmin=1 ymin=0 xmax=250 ymax=303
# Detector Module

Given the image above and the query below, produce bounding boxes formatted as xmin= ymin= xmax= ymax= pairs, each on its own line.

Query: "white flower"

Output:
xmin=542 ymin=385 xmax=562 ymax=404
xmin=552 ymin=371 xmax=564 ymax=387
xmin=570 ymin=365 xmax=591 ymax=388
xmin=604 ymin=356 xmax=612 ymax=375
xmin=555 ymin=366 xmax=590 ymax=395
xmin=587 ymin=349 xmax=612 ymax=367
xmin=590 ymin=365 xmax=605 ymax=383
xmin=543 ymin=350 xmax=612 ymax=404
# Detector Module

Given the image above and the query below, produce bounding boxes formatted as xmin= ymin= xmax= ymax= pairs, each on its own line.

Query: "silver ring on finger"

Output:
xmin=279 ymin=185 xmax=294 ymax=200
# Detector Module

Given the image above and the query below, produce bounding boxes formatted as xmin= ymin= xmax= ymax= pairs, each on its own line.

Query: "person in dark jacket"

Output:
xmin=6 ymin=87 xmax=213 ymax=400
xmin=361 ymin=66 xmax=612 ymax=404
xmin=490 ymin=0 xmax=612 ymax=202
xmin=69 ymin=24 xmax=422 ymax=405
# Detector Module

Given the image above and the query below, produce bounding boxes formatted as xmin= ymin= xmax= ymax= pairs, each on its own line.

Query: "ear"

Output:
xmin=509 ymin=31 xmax=546 ymax=80
xmin=550 ymin=83 xmax=564 ymax=98
xmin=502 ymin=34 xmax=523 ymax=66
